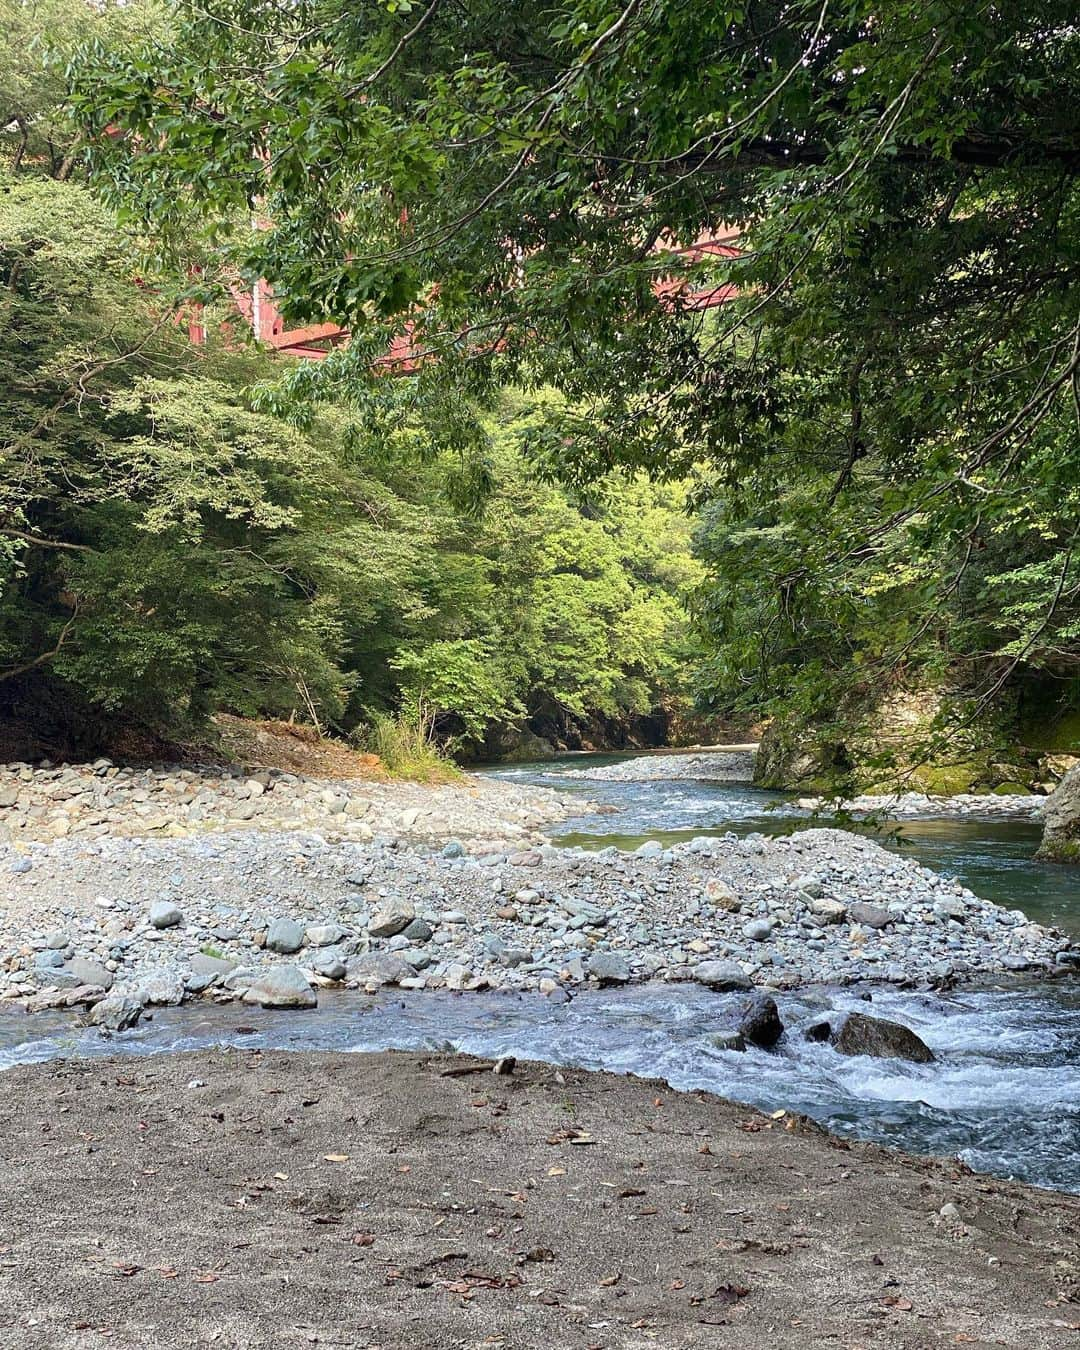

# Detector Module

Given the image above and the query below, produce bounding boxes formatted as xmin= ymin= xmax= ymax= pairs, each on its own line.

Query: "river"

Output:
xmin=2 ymin=750 xmax=1079 ymax=1194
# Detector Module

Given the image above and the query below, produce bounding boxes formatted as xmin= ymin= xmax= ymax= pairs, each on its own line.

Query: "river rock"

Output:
xmin=832 ymin=1011 xmax=935 ymax=1063
xmin=704 ymin=879 xmax=740 ymax=911
xmin=312 ymin=952 xmax=347 ymax=980
xmin=402 ymin=917 xmax=433 ymax=943
xmin=63 ymin=956 xmax=114 ymax=990
xmin=265 ymin=917 xmax=304 ymax=954
xmin=148 ymin=900 xmax=183 ymax=930
xmin=88 ymin=990 xmax=143 ymax=1030
xmin=134 ymin=970 xmax=186 ymax=1005
xmin=244 ymin=965 xmax=317 ymax=1009
xmin=848 ymin=902 xmax=892 ymax=929
xmin=810 ymin=897 xmax=847 ymax=924
xmin=347 ymin=952 xmax=412 ymax=986
xmin=588 ymin=952 xmax=630 ymax=985
xmin=304 ymin=922 xmax=346 ymax=947
xmin=692 ymin=959 xmax=752 ymax=991
xmin=738 ymin=993 xmax=784 ymax=1048
xmin=368 ymin=901 xmax=414 ymax=939
xmin=742 ymin=919 xmax=773 ymax=942
xmin=708 ymin=1030 xmax=747 ymax=1052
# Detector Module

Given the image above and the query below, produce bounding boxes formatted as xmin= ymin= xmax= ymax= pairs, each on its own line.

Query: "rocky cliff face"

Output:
xmin=753 ymin=690 xmax=1042 ymax=795
xmin=1037 ymin=763 xmax=1080 ymax=863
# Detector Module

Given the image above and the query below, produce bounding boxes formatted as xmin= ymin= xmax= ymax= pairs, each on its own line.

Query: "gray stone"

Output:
xmin=244 ymin=965 xmax=317 ymax=1009
xmin=134 ymin=971 xmax=186 ymax=1006
xmin=588 ymin=952 xmax=630 ymax=985
xmin=402 ymin=917 xmax=433 ymax=943
xmin=305 ymin=922 xmax=346 ymax=947
xmin=368 ymin=901 xmax=414 ymax=939
xmin=89 ymin=990 xmax=143 ymax=1031
xmin=742 ymin=919 xmax=774 ymax=942
xmin=832 ymin=1011 xmax=935 ymax=1064
xmin=441 ymin=840 xmax=465 ymax=858
xmin=189 ymin=953 xmax=238 ymax=979
xmin=848 ymin=902 xmax=892 ymax=929
xmin=692 ymin=959 xmax=751 ymax=991
xmin=346 ymin=952 xmax=412 ymax=986
xmin=634 ymin=841 xmax=663 ymax=858
xmin=312 ymin=953 xmax=347 ymax=980
xmin=63 ymin=956 xmax=115 ymax=990
xmin=265 ymin=917 xmax=305 ymax=954
xmin=148 ymin=901 xmax=183 ymax=930
xmin=9 ymin=858 xmax=31 ymax=874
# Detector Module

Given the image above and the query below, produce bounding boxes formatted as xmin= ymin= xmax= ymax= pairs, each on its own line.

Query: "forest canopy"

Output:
xmin=70 ymin=0 xmax=1080 ymax=774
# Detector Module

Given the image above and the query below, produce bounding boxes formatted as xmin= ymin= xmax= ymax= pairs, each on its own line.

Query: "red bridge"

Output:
xmin=190 ymin=234 xmax=741 ymax=365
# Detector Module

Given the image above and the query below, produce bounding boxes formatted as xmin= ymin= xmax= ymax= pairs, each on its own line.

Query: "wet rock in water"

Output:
xmin=134 ymin=971 xmax=186 ymax=1006
xmin=243 ymin=965 xmax=317 ymax=1009
xmin=848 ymin=902 xmax=892 ymax=930
xmin=265 ymin=917 xmax=304 ymax=954
xmin=148 ymin=900 xmax=183 ymax=930
xmin=588 ymin=952 xmax=630 ymax=985
xmin=708 ymin=1029 xmax=747 ymax=1053
xmin=367 ymin=901 xmax=414 ymax=939
xmin=832 ymin=1011 xmax=935 ymax=1063
xmin=88 ymin=990 xmax=143 ymax=1030
xmin=692 ymin=959 xmax=752 ymax=991
xmin=738 ymin=993 xmax=785 ymax=1048
xmin=803 ymin=1019 xmax=832 ymax=1043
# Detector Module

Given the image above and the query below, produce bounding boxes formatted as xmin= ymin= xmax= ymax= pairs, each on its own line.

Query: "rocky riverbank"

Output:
xmin=3 ymin=811 xmax=1076 ymax=1025
xmin=556 ymin=748 xmax=758 ymax=782
xmin=794 ymin=790 xmax=1046 ymax=819
xmin=0 ymin=758 xmax=581 ymax=845
xmin=2 ymin=1048 xmax=1078 ymax=1349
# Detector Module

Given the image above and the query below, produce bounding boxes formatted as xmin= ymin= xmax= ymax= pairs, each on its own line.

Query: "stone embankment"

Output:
xmin=3 ymin=797 xmax=1075 ymax=1025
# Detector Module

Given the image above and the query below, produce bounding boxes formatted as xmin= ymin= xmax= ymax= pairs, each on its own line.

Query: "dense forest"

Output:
xmin=3 ymin=0 xmax=1080 ymax=790
xmin=1 ymin=0 xmax=708 ymax=763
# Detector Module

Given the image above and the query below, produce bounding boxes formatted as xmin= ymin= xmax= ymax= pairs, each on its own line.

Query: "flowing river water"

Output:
xmin=3 ymin=751 xmax=1080 ymax=1194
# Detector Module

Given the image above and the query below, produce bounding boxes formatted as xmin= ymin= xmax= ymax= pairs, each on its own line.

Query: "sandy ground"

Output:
xmin=1 ymin=1051 xmax=1078 ymax=1349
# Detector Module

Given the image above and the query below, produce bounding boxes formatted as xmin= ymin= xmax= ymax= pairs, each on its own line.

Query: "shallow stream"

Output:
xmin=3 ymin=750 xmax=1079 ymax=1194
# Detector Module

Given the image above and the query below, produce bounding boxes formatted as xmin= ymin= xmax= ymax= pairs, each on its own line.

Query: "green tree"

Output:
xmin=76 ymin=0 xmax=1080 ymax=757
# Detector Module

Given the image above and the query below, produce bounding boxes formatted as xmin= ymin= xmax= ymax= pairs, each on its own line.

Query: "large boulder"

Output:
xmin=738 ymin=994 xmax=784 ymax=1048
xmin=367 ymin=901 xmax=415 ymax=939
xmin=243 ymin=966 xmax=317 ymax=1009
xmin=265 ymin=917 xmax=305 ymax=954
xmin=832 ymin=1011 xmax=934 ymax=1063
xmin=692 ymin=960 xmax=751 ymax=991
xmin=1037 ymin=763 xmax=1080 ymax=863
xmin=88 ymin=990 xmax=143 ymax=1031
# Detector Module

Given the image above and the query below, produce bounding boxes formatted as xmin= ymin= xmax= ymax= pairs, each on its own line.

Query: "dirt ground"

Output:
xmin=0 ymin=1050 xmax=1077 ymax=1350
